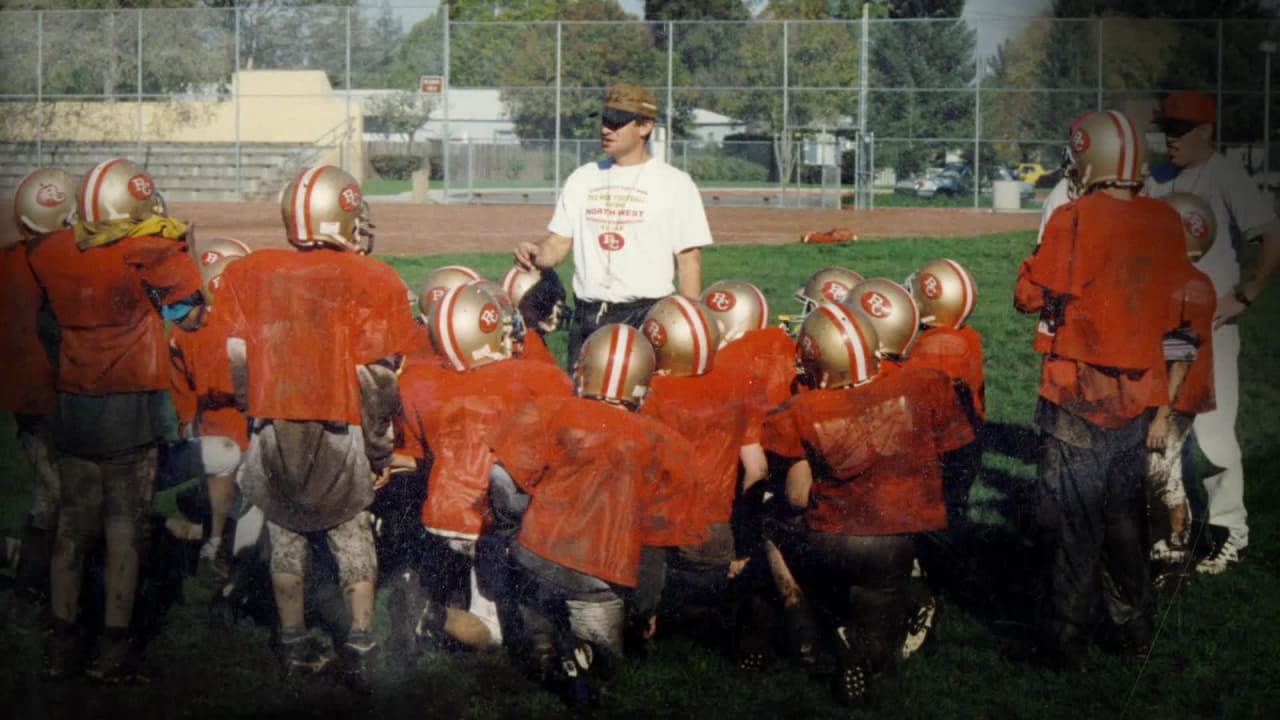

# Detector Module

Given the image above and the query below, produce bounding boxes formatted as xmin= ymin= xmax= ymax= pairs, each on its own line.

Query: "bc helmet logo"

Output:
xmin=642 ymin=318 xmax=667 ymax=348
xmin=706 ymin=291 xmax=735 ymax=312
xmin=201 ymin=251 xmax=221 ymax=267
xmin=800 ymin=333 xmax=821 ymax=361
xmin=1070 ymin=128 xmax=1090 ymax=154
xmin=1184 ymin=212 xmax=1210 ymax=240
xmin=128 ymin=174 xmax=154 ymax=200
xmin=861 ymin=291 xmax=893 ymax=318
xmin=821 ymin=281 xmax=850 ymax=303
xmin=920 ymin=273 xmax=943 ymax=300
xmin=35 ymin=183 xmax=66 ymax=207
xmin=478 ymin=303 xmax=500 ymax=333
xmin=338 ymin=184 xmax=362 ymax=212
xmin=598 ymin=232 xmax=625 ymax=251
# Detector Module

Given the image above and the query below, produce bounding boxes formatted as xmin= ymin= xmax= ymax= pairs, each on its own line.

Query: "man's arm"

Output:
xmin=676 ymin=247 xmax=702 ymax=299
xmin=1217 ymin=226 xmax=1280 ymax=327
xmin=514 ymin=232 xmax=571 ymax=271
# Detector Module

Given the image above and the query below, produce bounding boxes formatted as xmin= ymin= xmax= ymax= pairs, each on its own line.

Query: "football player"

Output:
xmin=779 ymin=266 xmax=864 ymax=335
xmin=204 ymin=165 xmax=419 ymax=691
xmin=3 ymin=167 xmax=75 ymax=631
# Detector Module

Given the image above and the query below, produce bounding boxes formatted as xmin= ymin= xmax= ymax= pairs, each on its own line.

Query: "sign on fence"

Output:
xmin=419 ymin=75 xmax=444 ymax=94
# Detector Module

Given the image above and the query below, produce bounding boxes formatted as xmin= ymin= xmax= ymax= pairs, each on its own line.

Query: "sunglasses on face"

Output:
xmin=1161 ymin=120 xmax=1202 ymax=140
xmin=601 ymin=108 xmax=645 ymax=130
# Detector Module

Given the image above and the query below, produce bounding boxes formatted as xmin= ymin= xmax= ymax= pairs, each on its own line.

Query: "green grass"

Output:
xmin=363 ymin=179 xmax=412 ymax=196
xmin=3 ymin=234 xmax=1278 ymax=718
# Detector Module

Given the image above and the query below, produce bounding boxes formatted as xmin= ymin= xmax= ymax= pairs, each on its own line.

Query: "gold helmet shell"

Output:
xmin=193 ymin=236 xmax=252 ymax=268
xmin=429 ymin=283 xmax=515 ymax=371
xmin=1066 ymin=110 xmax=1147 ymax=194
xmin=908 ymin=258 xmax=977 ymax=329
xmin=78 ymin=158 xmax=158 ymax=224
xmin=1162 ymin=192 xmax=1217 ymax=260
xmin=796 ymin=301 xmax=880 ymax=390
xmin=701 ymin=280 xmax=770 ymax=343
xmin=574 ymin=323 xmax=654 ymax=409
xmin=844 ymin=278 xmax=920 ymax=359
xmin=280 ymin=165 xmax=372 ymax=253
xmin=13 ymin=167 xmax=77 ymax=239
xmin=419 ymin=265 xmax=482 ymax=317
xmin=501 ymin=264 xmax=567 ymax=333
xmin=641 ymin=295 xmax=721 ymax=377
xmin=200 ymin=254 xmax=244 ymax=306
xmin=796 ymin=266 xmax=865 ymax=315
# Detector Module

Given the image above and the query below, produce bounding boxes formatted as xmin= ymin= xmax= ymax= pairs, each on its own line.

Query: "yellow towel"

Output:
xmin=75 ymin=215 xmax=188 ymax=250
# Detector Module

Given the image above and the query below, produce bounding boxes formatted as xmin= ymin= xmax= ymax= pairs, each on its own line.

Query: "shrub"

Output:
xmin=682 ymin=154 xmax=769 ymax=184
xmin=370 ymin=154 xmax=424 ymax=181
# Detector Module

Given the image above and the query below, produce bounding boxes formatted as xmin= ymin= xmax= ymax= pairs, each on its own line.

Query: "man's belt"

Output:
xmin=574 ymin=298 xmax=659 ymax=323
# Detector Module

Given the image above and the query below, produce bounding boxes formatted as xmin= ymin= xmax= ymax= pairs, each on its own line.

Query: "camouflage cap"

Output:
xmin=605 ymin=83 xmax=658 ymax=119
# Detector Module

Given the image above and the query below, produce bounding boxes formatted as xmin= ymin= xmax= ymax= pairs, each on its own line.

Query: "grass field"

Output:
xmin=2 ymin=232 xmax=1278 ymax=719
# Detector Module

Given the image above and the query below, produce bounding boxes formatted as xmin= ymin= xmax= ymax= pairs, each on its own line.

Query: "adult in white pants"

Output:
xmin=1145 ymin=90 xmax=1280 ymax=574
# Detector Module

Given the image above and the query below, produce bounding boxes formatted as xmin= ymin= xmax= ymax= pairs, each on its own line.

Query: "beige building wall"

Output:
xmin=0 ymin=70 xmax=364 ymax=181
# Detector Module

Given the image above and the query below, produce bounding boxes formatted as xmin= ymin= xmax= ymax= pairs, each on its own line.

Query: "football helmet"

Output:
xmin=419 ymin=265 xmax=482 ymax=317
xmin=700 ymin=280 xmax=770 ymax=343
xmin=1066 ymin=110 xmax=1147 ymax=194
xmin=784 ymin=266 xmax=865 ymax=334
xmin=193 ymin=236 xmax=252 ymax=268
xmin=907 ymin=258 xmax=977 ymax=329
xmin=795 ymin=302 xmax=880 ymax=390
xmin=429 ymin=283 xmax=515 ymax=372
xmin=574 ymin=323 xmax=655 ymax=409
xmin=501 ymin=265 xmax=568 ymax=333
xmin=1162 ymin=192 xmax=1217 ymax=260
xmin=844 ymin=278 xmax=920 ymax=359
xmin=200 ymin=254 xmax=243 ymax=305
xmin=78 ymin=158 xmax=159 ymax=224
xmin=13 ymin=167 xmax=77 ymax=238
xmin=280 ymin=165 xmax=373 ymax=253
xmin=640 ymin=295 xmax=721 ymax=377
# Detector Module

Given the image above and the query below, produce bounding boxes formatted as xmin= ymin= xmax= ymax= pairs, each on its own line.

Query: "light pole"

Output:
xmin=1262 ymin=41 xmax=1276 ymax=189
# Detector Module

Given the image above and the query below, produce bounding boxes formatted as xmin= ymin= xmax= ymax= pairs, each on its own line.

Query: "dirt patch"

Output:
xmin=0 ymin=200 xmax=1040 ymax=253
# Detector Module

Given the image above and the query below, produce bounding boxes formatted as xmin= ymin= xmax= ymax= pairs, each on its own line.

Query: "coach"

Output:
xmin=514 ymin=83 xmax=713 ymax=368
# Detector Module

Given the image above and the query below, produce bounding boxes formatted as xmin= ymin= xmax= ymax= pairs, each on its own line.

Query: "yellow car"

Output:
xmin=1013 ymin=162 xmax=1048 ymax=187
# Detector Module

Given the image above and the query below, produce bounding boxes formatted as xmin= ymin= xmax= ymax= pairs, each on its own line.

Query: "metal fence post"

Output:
xmin=36 ymin=10 xmax=43 ymax=163
xmin=554 ymin=20 xmax=561 ymax=195
xmin=666 ymin=20 xmax=674 ymax=164
xmin=344 ymin=6 xmax=351 ymax=171
xmin=973 ymin=20 xmax=981 ymax=211
xmin=442 ymin=5 xmax=450 ymax=205
xmin=234 ymin=6 xmax=241 ymax=198
xmin=1217 ymin=20 xmax=1224 ymax=148
xmin=1096 ymin=17 xmax=1104 ymax=111
xmin=781 ymin=20 xmax=788 ymax=206
xmin=137 ymin=8 xmax=143 ymax=162
xmin=858 ymin=3 xmax=869 ymax=210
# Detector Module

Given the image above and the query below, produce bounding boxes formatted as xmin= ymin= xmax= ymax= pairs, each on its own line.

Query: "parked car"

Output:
xmin=894 ymin=169 xmax=966 ymax=198
xmin=1013 ymin=162 xmax=1049 ymax=186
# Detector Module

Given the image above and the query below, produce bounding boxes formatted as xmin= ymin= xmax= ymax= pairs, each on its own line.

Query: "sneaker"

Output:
xmin=902 ymin=596 xmax=937 ymax=659
xmin=385 ymin=570 xmax=426 ymax=661
xmin=1196 ymin=536 xmax=1245 ymax=575
xmin=278 ymin=629 xmax=334 ymax=679
xmin=42 ymin=619 xmax=81 ymax=680
xmin=1150 ymin=539 xmax=1188 ymax=565
xmin=197 ymin=539 xmax=230 ymax=584
xmin=86 ymin=631 xmax=147 ymax=684
xmin=832 ymin=626 xmax=870 ymax=706
xmin=338 ymin=632 xmax=377 ymax=695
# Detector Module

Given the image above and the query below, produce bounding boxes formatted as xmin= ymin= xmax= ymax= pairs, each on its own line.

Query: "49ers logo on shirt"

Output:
xmin=128 ymin=174 xmax=154 ymax=200
xmin=919 ymin=272 xmax=943 ymax=300
xmin=598 ymin=232 xmax=625 ymax=251
xmin=821 ymin=281 xmax=850 ymax=303
xmin=1070 ymin=128 xmax=1090 ymax=154
xmin=860 ymin=290 xmax=893 ymax=318
xmin=35 ymin=183 xmax=66 ymax=207
xmin=338 ymin=184 xmax=362 ymax=212
xmin=1183 ymin=211 xmax=1210 ymax=241
xmin=477 ymin=303 xmax=500 ymax=333
xmin=642 ymin=318 xmax=667 ymax=348
xmin=705 ymin=290 xmax=736 ymax=312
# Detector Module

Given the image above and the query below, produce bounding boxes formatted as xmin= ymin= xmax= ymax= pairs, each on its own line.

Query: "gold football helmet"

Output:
xmin=419 ymin=265 xmax=482 ymax=317
xmin=1162 ymin=192 xmax=1217 ymax=260
xmin=1066 ymin=110 xmax=1147 ymax=194
xmin=796 ymin=302 xmax=880 ymax=390
xmin=501 ymin=265 xmax=568 ymax=333
xmin=78 ymin=158 xmax=159 ymax=224
xmin=429 ymin=283 xmax=515 ymax=371
xmin=783 ymin=266 xmax=865 ymax=334
xmin=844 ymin=278 xmax=920 ymax=359
xmin=280 ymin=165 xmax=373 ymax=253
xmin=907 ymin=258 xmax=977 ymax=329
xmin=200 ymin=254 xmax=244 ymax=305
xmin=574 ymin=323 xmax=655 ymax=409
xmin=13 ymin=167 xmax=77 ymax=239
xmin=641 ymin=295 xmax=721 ymax=377
xmin=700 ymin=280 xmax=770 ymax=343
xmin=193 ymin=236 xmax=252 ymax=268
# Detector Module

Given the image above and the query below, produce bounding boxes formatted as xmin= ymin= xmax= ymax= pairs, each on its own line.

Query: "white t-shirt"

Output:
xmin=1037 ymin=177 xmax=1072 ymax=245
xmin=1145 ymin=153 xmax=1279 ymax=294
xmin=548 ymin=157 xmax=713 ymax=302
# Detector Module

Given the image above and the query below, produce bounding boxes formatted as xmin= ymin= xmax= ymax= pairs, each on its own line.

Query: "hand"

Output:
xmin=642 ymin=614 xmax=657 ymax=641
xmin=1147 ymin=407 xmax=1171 ymax=451
xmin=727 ymin=558 xmax=750 ymax=578
xmin=513 ymin=241 xmax=539 ymax=270
xmin=371 ymin=467 xmax=392 ymax=491
xmin=1213 ymin=291 xmax=1247 ymax=329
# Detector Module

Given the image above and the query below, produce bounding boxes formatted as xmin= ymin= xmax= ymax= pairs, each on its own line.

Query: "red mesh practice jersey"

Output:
xmin=487 ymin=395 xmax=704 ymax=587
xmin=26 ymin=229 xmax=201 ymax=395
xmin=907 ymin=324 xmax=986 ymax=421
xmin=206 ymin=248 xmax=419 ymax=424
xmin=718 ymin=326 xmax=797 ymax=431
xmin=519 ymin=330 xmax=559 ymax=366
xmin=1168 ymin=266 xmax=1217 ymax=416
xmin=0 ymin=243 xmax=55 ymax=414
xmin=399 ymin=356 xmax=572 ymax=536
xmin=169 ymin=309 xmax=248 ymax=449
xmin=762 ymin=366 xmax=971 ymax=536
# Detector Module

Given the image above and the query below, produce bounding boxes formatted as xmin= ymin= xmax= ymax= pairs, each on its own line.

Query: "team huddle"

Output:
xmin=0 ymin=89 xmax=1271 ymax=711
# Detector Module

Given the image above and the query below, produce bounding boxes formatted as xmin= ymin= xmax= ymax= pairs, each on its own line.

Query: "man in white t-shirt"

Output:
xmin=1144 ymin=90 xmax=1280 ymax=574
xmin=514 ymin=83 xmax=713 ymax=368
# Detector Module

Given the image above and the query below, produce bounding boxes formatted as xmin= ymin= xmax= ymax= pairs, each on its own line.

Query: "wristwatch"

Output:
xmin=1233 ymin=286 xmax=1253 ymax=307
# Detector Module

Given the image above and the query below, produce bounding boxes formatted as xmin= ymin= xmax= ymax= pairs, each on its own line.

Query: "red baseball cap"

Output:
xmin=1162 ymin=91 xmax=1215 ymax=126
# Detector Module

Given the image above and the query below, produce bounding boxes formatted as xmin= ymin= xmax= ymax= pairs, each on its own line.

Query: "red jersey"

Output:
xmin=399 ymin=356 xmax=572 ymax=537
xmin=206 ymin=248 xmax=419 ymax=425
xmin=1015 ymin=193 xmax=1197 ymax=426
xmin=487 ymin=396 xmax=704 ymax=587
xmin=762 ymin=366 xmax=971 ymax=536
xmin=519 ymin=330 xmax=559 ymax=366
xmin=718 ymin=326 xmax=797 ymax=430
xmin=907 ymin=325 xmax=985 ymax=421
xmin=26 ymin=229 xmax=201 ymax=395
xmin=169 ymin=310 xmax=248 ymax=449
xmin=1168 ymin=266 xmax=1217 ymax=416
xmin=640 ymin=362 xmax=755 ymax=526
xmin=0 ymin=243 xmax=55 ymax=414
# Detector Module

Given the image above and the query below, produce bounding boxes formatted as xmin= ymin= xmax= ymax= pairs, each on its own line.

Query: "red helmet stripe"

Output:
xmin=819 ymin=303 xmax=870 ymax=384
xmin=603 ymin=325 xmax=634 ymax=401
xmin=748 ymin=283 xmax=770 ymax=330
xmin=670 ymin=296 xmax=711 ymax=374
xmin=434 ymin=285 xmax=467 ymax=370
xmin=941 ymin=259 xmax=975 ymax=327
xmin=85 ymin=158 xmax=123 ymax=223
xmin=500 ymin=267 xmax=520 ymax=297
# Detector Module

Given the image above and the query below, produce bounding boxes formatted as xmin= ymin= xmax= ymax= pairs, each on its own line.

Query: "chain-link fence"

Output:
xmin=0 ymin=5 xmax=1275 ymax=208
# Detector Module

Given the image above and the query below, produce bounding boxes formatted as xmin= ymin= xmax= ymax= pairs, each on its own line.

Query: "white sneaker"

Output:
xmin=1195 ymin=537 xmax=1244 ymax=575
xmin=901 ymin=596 xmax=936 ymax=659
xmin=1150 ymin=539 xmax=1187 ymax=564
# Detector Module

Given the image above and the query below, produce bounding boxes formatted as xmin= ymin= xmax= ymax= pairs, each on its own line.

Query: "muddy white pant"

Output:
xmin=1147 ymin=413 xmax=1194 ymax=551
xmin=1194 ymin=325 xmax=1245 ymax=546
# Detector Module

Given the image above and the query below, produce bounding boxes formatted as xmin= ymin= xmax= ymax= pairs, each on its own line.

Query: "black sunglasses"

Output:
xmin=1160 ymin=120 xmax=1202 ymax=139
xmin=601 ymin=108 xmax=645 ymax=130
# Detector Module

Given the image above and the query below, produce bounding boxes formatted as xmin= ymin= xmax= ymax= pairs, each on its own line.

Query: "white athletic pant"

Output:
xmin=1194 ymin=325 xmax=1246 ymax=546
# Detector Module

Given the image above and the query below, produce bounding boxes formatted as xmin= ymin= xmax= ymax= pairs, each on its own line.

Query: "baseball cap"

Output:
xmin=604 ymin=83 xmax=658 ymax=119
xmin=1161 ymin=90 xmax=1215 ymax=128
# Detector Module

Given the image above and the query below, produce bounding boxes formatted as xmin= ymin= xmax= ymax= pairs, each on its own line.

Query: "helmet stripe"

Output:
xmin=435 ymin=285 xmax=467 ymax=371
xmin=441 ymin=265 xmax=481 ymax=281
xmin=941 ymin=259 xmax=975 ymax=327
xmin=292 ymin=166 xmax=326 ymax=241
xmin=819 ymin=303 xmax=869 ymax=384
xmin=748 ymin=283 xmax=770 ymax=330
xmin=603 ymin=326 xmax=633 ymax=401
xmin=670 ymin=296 xmax=711 ymax=374
xmin=85 ymin=158 xmax=123 ymax=223
xmin=500 ymin=267 xmax=520 ymax=297
xmin=1104 ymin=110 xmax=1141 ymax=183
